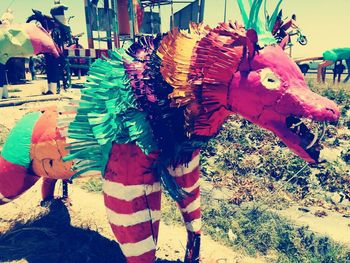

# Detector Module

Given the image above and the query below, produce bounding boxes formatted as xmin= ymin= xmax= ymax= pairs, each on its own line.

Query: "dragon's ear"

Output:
xmin=246 ymin=29 xmax=259 ymax=58
xmin=280 ymin=35 xmax=289 ymax=50
xmin=232 ymin=29 xmax=259 ymax=58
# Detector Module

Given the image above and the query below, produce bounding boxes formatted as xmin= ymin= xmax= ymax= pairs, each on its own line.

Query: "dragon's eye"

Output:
xmin=258 ymin=68 xmax=281 ymax=90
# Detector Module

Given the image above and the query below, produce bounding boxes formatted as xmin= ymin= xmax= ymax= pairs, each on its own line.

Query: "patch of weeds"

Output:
xmin=201 ymin=200 xmax=350 ymax=262
xmin=0 ymin=124 xmax=9 ymax=150
xmin=160 ymin=194 xmax=183 ymax=225
xmin=315 ymin=161 xmax=350 ymax=200
xmin=80 ymin=177 xmax=103 ymax=192
xmin=201 ymin=116 xmax=312 ymax=200
xmin=10 ymin=88 xmax=22 ymax=93
xmin=341 ymin=149 xmax=350 ymax=164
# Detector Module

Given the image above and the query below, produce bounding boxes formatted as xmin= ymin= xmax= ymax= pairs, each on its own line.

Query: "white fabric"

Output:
xmin=119 ymin=236 xmax=156 ymax=257
xmin=103 ymin=180 xmax=160 ymax=201
xmin=106 ymin=207 xmax=161 ymax=227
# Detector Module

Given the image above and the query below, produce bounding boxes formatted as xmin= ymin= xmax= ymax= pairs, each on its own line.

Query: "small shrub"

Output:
xmin=81 ymin=177 xmax=103 ymax=192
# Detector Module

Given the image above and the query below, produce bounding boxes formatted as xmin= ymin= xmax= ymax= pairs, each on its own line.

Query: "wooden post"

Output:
xmin=171 ymin=0 xmax=174 ymax=29
xmin=112 ymin=0 xmax=120 ymax=48
xmin=128 ymin=0 xmax=135 ymax=40
xmin=62 ymin=180 xmax=68 ymax=199
xmin=84 ymin=0 xmax=94 ymax=48
xmin=104 ymin=0 xmax=113 ymax=49
xmin=158 ymin=0 xmax=162 ymax=33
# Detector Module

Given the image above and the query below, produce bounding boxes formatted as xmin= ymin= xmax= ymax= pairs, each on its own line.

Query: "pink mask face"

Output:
xmin=229 ymin=45 xmax=340 ymax=163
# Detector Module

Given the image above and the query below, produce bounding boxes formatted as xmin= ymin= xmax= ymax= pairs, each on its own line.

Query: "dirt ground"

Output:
xmin=0 ymin=182 xmax=263 ymax=263
xmin=0 ymin=79 xmax=261 ymax=263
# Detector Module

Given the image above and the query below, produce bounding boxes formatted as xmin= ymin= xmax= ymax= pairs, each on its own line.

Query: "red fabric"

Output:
xmin=173 ymin=169 xmax=199 ymax=189
xmin=0 ymin=156 xmax=39 ymax=202
xmin=178 ymin=187 xmax=200 ymax=208
xmin=104 ymin=191 xmax=161 ymax=215
xmin=182 ymin=207 xmax=201 ymax=223
xmin=109 ymin=221 xmax=160 ymax=245
xmin=104 ymin=143 xmax=158 ymax=185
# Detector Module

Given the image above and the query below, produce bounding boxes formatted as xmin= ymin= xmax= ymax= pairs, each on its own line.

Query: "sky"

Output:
xmin=1 ymin=0 xmax=349 ymax=58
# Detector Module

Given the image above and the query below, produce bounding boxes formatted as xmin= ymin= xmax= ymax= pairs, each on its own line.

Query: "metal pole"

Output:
xmin=224 ymin=0 xmax=227 ymax=23
xmin=128 ymin=0 xmax=135 ymax=40
xmin=95 ymin=2 xmax=101 ymax=49
xmin=170 ymin=0 xmax=174 ymax=29
xmin=111 ymin=0 xmax=120 ymax=48
xmin=197 ymin=0 xmax=201 ymax=23
xmin=151 ymin=5 xmax=155 ymax=34
xmin=84 ymin=0 xmax=94 ymax=48
xmin=62 ymin=180 xmax=68 ymax=199
xmin=158 ymin=0 xmax=162 ymax=33
xmin=104 ymin=0 xmax=112 ymax=49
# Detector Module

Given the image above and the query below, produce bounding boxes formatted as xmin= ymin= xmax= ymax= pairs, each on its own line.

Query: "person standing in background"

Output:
xmin=50 ymin=0 xmax=72 ymax=46
xmin=0 ymin=9 xmax=13 ymax=98
xmin=0 ymin=64 xmax=9 ymax=99
xmin=29 ymin=57 xmax=36 ymax=81
xmin=50 ymin=0 xmax=68 ymax=26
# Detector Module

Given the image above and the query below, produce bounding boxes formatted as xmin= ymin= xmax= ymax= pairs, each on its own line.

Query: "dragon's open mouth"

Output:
xmin=286 ymin=116 xmax=327 ymax=163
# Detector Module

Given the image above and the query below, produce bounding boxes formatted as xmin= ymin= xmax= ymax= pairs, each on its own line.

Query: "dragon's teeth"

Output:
xmin=306 ymin=127 xmax=319 ymax=150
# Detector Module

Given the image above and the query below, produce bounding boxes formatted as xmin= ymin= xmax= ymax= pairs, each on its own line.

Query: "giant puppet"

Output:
xmin=0 ymin=22 xmax=60 ymax=98
xmin=0 ymin=1 xmax=340 ymax=262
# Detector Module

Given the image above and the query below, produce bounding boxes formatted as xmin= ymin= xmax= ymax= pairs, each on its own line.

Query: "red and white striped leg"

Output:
xmin=168 ymin=150 xmax=201 ymax=263
xmin=103 ymin=143 xmax=161 ymax=263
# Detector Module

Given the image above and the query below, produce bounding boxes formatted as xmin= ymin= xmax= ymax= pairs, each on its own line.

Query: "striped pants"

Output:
xmin=103 ymin=143 xmax=201 ymax=263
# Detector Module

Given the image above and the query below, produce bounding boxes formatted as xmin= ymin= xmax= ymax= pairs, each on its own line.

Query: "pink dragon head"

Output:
xmin=227 ymin=0 xmax=340 ymax=163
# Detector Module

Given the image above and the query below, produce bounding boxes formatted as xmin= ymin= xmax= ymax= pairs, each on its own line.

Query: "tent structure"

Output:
xmin=84 ymin=0 xmax=204 ymax=49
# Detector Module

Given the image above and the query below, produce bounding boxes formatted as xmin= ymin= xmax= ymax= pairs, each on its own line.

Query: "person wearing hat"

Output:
xmin=50 ymin=0 xmax=72 ymax=46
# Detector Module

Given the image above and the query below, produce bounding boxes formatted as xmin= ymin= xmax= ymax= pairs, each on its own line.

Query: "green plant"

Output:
xmin=80 ymin=177 xmax=103 ymax=192
xmin=201 ymin=199 xmax=350 ymax=262
xmin=0 ymin=124 xmax=9 ymax=150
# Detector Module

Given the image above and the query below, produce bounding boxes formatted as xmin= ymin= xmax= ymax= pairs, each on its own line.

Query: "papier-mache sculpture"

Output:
xmin=0 ymin=1 xmax=340 ymax=262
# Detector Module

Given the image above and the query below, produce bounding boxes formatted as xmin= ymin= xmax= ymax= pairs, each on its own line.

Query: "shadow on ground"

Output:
xmin=0 ymin=200 xmax=125 ymax=263
xmin=0 ymin=200 xmax=181 ymax=263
